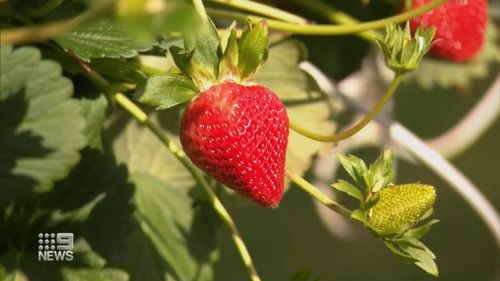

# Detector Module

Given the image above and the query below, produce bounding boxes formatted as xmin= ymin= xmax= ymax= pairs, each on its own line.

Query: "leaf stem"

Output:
xmin=290 ymin=73 xmax=404 ymax=142
xmin=207 ymin=0 xmax=444 ymax=35
xmin=207 ymin=0 xmax=307 ymax=24
xmin=286 ymin=170 xmax=352 ymax=218
xmin=289 ymin=0 xmax=379 ymax=41
xmin=85 ymin=71 xmax=262 ymax=281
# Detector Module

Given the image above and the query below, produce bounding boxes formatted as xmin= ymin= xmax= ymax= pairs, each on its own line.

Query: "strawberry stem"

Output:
xmin=290 ymin=73 xmax=404 ymax=142
xmin=207 ymin=0 xmax=307 ymax=24
xmin=86 ymin=70 xmax=263 ymax=281
xmin=288 ymin=0 xmax=378 ymax=42
xmin=286 ymin=170 xmax=352 ymax=218
xmin=207 ymin=0 xmax=445 ymax=36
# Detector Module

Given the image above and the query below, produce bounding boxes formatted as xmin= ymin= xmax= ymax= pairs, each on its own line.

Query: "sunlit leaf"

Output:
xmin=0 ymin=45 xmax=86 ymax=202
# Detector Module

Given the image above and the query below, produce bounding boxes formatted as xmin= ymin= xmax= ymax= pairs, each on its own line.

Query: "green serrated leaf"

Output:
xmin=336 ymin=153 xmax=369 ymax=190
xmin=107 ymin=109 xmax=195 ymax=188
xmin=183 ymin=18 xmax=221 ymax=83
xmin=332 ymin=180 xmax=363 ymax=201
xmin=131 ymin=174 xmax=219 ymax=281
xmin=368 ymin=148 xmax=393 ymax=192
xmin=398 ymin=237 xmax=438 ymax=276
xmin=219 ymin=22 xmax=239 ymax=80
xmin=169 ymin=46 xmax=215 ymax=88
xmin=238 ymin=20 xmax=269 ymax=80
xmin=405 ymin=219 xmax=439 ymax=238
xmin=54 ymin=20 xmax=151 ymax=62
xmin=79 ymin=95 xmax=108 ymax=150
xmin=89 ymin=58 xmax=147 ymax=84
xmin=133 ymin=74 xmax=198 ymax=110
xmin=0 ymin=45 xmax=86 ymax=202
xmin=383 ymin=240 xmax=419 ymax=262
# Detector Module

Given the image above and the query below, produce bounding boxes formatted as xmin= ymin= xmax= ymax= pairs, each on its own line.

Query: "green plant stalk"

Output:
xmin=207 ymin=0 xmax=444 ymax=35
xmin=85 ymin=70 xmax=261 ymax=281
xmin=114 ymin=93 xmax=262 ymax=281
xmin=286 ymin=170 xmax=352 ymax=218
xmin=207 ymin=0 xmax=307 ymax=24
xmin=289 ymin=0 xmax=379 ymax=41
xmin=290 ymin=73 xmax=404 ymax=142
xmin=0 ymin=0 xmax=114 ymax=44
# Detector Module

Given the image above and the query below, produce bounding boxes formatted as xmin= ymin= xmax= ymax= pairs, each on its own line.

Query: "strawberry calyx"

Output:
xmin=134 ymin=19 xmax=270 ymax=109
xmin=171 ymin=20 xmax=269 ymax=91
xmin=376 ymin=22 xmax=435 ymax=74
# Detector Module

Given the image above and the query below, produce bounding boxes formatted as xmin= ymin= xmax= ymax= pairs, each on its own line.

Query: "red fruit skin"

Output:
xmin=409 ymin=0 xmax=487 ymax=61
xmin=180 ymin=81 xmax=289 ymax=207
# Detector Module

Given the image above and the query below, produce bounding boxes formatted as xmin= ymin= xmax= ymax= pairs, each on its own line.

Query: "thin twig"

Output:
xmin=207 ymin=0 xmax=307 ymax=24
xmin=289 ymin=73 xmax=403 ymax=142
xmin=286 ymin=170 xmax=353 ymax=218
xmin=207 ymin=0 xmax=445 ymax=36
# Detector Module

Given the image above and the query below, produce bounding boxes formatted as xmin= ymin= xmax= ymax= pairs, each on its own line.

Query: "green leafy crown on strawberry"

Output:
xmin=134 ymin=19 xmax=289 ymax=207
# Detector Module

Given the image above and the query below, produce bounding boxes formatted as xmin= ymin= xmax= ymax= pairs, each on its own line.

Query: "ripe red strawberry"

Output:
xmin=180 ymin=81 xmax=289 ymax=207
xmin=409 ymin=0 xmax=487 ymax=61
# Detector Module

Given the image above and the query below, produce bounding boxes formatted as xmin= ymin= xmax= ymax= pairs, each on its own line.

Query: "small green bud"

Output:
xmin=368 ymin=184 xmax=436 ymax=233
xmin=376 ymin=22 xmax=435 ymax=74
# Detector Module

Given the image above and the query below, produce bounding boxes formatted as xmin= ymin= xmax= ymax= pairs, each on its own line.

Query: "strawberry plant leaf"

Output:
xmin=383 ymin=240 xmax=419 ymax=262
xmin=336 ymin=153 xmax=369 ymax=190
xmin=393 ymin=237 xmax=438 ymax=276
xmin=254 ymin=39 xmax=337 ymax=180
xmin=405 ymin=219 xmax=439 ymax=239
xmin=54 ymin=20 xmax=151 ymax=62
xmin=131 ymin=173 xmax=219 ymax=281
xmin=0 ymin=45 xmax=86 ymax=202
xmin=89 ymin=58 xmax=147 ymax=84
xmin=368 ymin=148 xmax=393 ymax=193
xmin=238 ymin=21 xmax=269 ymax=80
xmin=80 ymin=95 xmax=108 ymax=150
xmin=133 ymin=74 xmax=199 ymax=110
xmin=107 ymin=110 xmax=196 ymax=189
xmin=331 ymin=180 xmax=363 ymax=201
xmin=182 ymin=18 xmax=221 ymax=83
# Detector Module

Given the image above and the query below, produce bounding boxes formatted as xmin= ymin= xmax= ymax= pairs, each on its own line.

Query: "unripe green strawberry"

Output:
xmin=368 ymin=184 xmax=436 ymax=233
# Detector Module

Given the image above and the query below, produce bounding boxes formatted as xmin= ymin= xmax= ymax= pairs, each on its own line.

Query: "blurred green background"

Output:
xmin=214 ymin=68 xmax=499 ymax=281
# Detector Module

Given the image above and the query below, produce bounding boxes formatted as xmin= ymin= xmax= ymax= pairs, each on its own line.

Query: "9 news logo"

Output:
xmin=37 ymin=233 xmax=74 ymax=262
